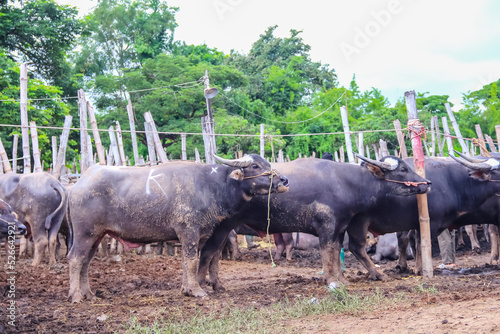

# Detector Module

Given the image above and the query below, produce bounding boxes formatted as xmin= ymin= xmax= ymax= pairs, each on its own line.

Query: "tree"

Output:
xmin=0 ymin=0 xmax=83 ymax=87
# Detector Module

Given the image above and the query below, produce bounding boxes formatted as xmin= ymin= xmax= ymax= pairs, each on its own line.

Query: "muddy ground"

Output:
xmin=1 ymin=236 xmax=499 ymax=334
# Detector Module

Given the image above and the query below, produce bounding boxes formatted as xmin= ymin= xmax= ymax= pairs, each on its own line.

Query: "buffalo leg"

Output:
xmin=397 ymin=231 xmax=410 ymax=271
xmin=31 ymin=221 xmax=48 ymax=266
xmin=47 ymin=220 xmax=62 ymax=265
xmin=346 ymin=223 xmax=387 ymax=281
xmin=465 ymin=225 xmax=480 ymax=252
xmin=490 ymin=224 xmax=499 ymax=264
xmin=178 ymin=230 xmax=206 ymax=297
xmin=68 ymin=236 xmax=101 ymax=303
xmin=318 ymin=228 xmax=346 ymax=286
xmin=198 ymin=226 xmax=232 ymax=291
xmin=79 ymin=241 xmax=101 ymax=299
xmin=282 ymin=233 xmax=294 ymax=261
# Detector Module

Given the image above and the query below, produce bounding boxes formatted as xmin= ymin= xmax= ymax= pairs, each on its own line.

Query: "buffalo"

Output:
xmin=0 ymin=198 xmax=25 ymax=237
xmin=67 ymin=154 xmax=289 ymax=302
xmin=197 ymin=154 xmax=431 ymax=291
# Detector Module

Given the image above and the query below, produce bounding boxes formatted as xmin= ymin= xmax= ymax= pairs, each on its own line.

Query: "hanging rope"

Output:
xmin=266 ymin=172 xmax=277 ymax=268
xmin=406 ymin=119 xmax=427 ymax=141
xmin=472 ymin=138 xmax=492 ymax=157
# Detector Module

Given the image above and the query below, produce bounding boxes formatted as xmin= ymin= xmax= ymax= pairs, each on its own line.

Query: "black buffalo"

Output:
xmin=347 ymin=154 xmax=500 ymax=276
xmin=67 ymin=154 xmax=289 ymax=302
xmin=197 ymin=155 xmax=431 ymax=290
xmin=0 ymin=173 xmax=67 ymax=265
xmin=0 ymin=198 xmax=25 ymax=237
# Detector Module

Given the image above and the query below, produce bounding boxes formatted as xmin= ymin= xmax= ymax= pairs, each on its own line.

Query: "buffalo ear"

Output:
xmin=229 ymin=169 xmax=244 ymax=181
xmin=468 ymin=170 xmax=490 ymax=181
xmin=362 ymin=162 xmax=384 ymax=179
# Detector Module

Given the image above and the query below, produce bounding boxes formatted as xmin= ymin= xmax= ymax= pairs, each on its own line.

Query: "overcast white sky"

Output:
xmin=59 ymin=0 xmax=500 ymax=110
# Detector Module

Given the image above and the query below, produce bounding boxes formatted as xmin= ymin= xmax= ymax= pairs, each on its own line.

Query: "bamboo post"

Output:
xmin=106 ymin=149 xmax=114 ymax=166
xmin=144 ymin=122 xmax=157 ymax=166
xmin=278 ymin=149 xmax=284 ymax=163
xmin=433 ymin=116 xmax=444 ymax=157
xmin=51 ymin=136 xmax=57 ymax=173
xmin=405 ymin=90 xmax=432 ymax=278
xmin=53 ymin=115 xmax=72 ymax=180
xmin=394 ymin=119 xmax=408 ymax=158
xmin=29 ymin=121 xmax=43 ymax=172
xmin=20 ymin=64 xmax=31 ymax=174
xmin=441 ymin=117 xmax=454 ymax=153
xmin=496 ymin=125 xmax=500 ymax=149
xmin=0 ymin=138 xmax=12 ymax=173
xmin=115 ymin=121 xmax=127 ymax=166
xmin=358 ymin=132 xmax=364 ymax=156
xmin=127 ymin=100 xmax=140 ymax=165
xmin=260 ymin=124 xmax=265 ymax=158
xmin=87 ymin=134 xmax=94 ymax=166
xmin=195 ymin=147 xmax=201 ymax=163
xmin=340 ymin=106 xmax=354 ymax=163
xmin=144 ymin=111 xmax=168 ymax=163
xmin=485 ymin=134 xmax=497 ymax=153
xmin=108 ymin=126 xmax=121 ymax=166
xmin=202 ymin=70 xmax=217 ymax=164
xmin=0 ymin=158 xmax=3 ymax=174
xmin=365 ymin=145 xmax=370 ymax=159
xmin=181 ymin=133 xmax=187 ymax=160
xmin=429 ymin=117 xmax=436 ymax=156
xmin=78 ymin=89 xmax=89 ymax=172
xmin=445 ymin=103 xmax=468 ymax=155
xmin=379 ymin=139 xmax=390 ymax=157
xmin=334 ymin=151 xmax=339 ymax=162
xmin=339 ymin=146 xmax=345 ymax=163
xmin=12 ymin=134 xmax=18 ymax=173
xmin=87 ymin=102 xmax=106 ymax=165
xmin=475 ymin=124 xmax=488 ymax=156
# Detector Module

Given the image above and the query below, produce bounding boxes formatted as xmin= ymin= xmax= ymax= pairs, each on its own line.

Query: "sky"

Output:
xmin=58 ymin=0 xmax=500 ymax=110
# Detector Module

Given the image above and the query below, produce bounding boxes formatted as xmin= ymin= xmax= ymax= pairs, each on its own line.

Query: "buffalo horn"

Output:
xmin=214 ymin=154 xmax=253 ymax=168
xmin=354 ymin=153 xmax=395 ymax=170
xmin=453 ymin=150 xmax=487 ymax=163
xmin=449 ymin=154 xmax=492 ymax=172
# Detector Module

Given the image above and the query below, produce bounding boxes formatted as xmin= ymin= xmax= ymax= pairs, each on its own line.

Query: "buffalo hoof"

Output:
xmin=181 ymin=285 xmax=207 ymax=298
xmin=472 ymin=247 xmax=481 ymax=254
xmin=368 ymin=272 xmax=388 ymax=281
xmin=210 ymin=280 xmax=225 ymax=292
xmin=69 ymin=292 xmax=84 ymax=303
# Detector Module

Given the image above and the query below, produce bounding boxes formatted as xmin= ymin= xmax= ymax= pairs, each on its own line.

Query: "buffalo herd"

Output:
xmin=1 ymin=151 xmax=499 ymax=302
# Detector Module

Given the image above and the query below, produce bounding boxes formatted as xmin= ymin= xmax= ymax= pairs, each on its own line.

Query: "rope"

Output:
xmin=472 ymin=138 xmax=492 ymax=157
xmin=266 ymin=172 xmax=277 ymax=268
xmin=407 ymin=119 xmax=427 ymax=141
xmin=384 ymin=179 xmax=429 ymax=187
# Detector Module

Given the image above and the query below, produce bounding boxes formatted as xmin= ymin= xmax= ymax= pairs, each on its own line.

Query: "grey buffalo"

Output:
xmin=0 ymin=173 xmax=67 ymax=265
xmin=197 ymin=154 xmax=431 ymax=291
xmin=67 ymin=154 xmax=289 ymax=302
xmin=0 ymin=198 xmax=25 ymax=237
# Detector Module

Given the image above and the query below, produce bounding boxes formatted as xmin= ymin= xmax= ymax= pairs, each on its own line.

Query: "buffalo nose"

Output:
xmin=18 ymin=223 xmax=27 ymax=234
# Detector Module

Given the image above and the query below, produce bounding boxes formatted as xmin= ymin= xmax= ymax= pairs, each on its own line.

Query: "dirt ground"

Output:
xmin=1 ymin=236 xmax=499 ymax=334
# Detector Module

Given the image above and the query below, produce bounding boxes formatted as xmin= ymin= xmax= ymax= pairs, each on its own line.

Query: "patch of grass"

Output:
xmin=120 ymin=286 xmax=402 ymax=334
xmin=414 ymin=281 xmax=439 ymax=294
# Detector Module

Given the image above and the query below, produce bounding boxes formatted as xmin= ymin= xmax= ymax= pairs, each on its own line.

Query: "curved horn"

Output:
xmin=354 ymin=153 xmax=395 ymax=170
xmin=214 ymin=154 xmax=254 ymax=168
xmin=452 ymin=150 xmax=486 ymax=163
xmin=449 ymin=154 xmax=492 ymax=172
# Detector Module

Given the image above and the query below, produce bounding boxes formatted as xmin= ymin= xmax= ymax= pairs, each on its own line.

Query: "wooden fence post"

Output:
xmin=144 ymin=122 xmax=157 ymax=166
xmin=445 ymin=103 xmax=469 ymax=155
xmin=87 ymin=102 xmax=106 ymax=165
xmin=195 ymin=147 xmax=201 ymax=163
xmin=394 ymin=119 xmax=408 ymax=158
xmin=496 ymin=125 xmax=500 ymax=149
xmin=340 ymin=106 xmax=355 ymax=163
xmin=115 ymin=121 xmax=127 ymax=166
xmin=405 ymin=90 xmax=432 ymax=278
xmin=20 ymin=64 xmax=31 ymax=174
xmin=485 ymin=134 xmax=497 ymax=153
xmin=441 ymin=117 xmax=454 ymax=153
xmin=29 ymin=121 xmax=43 ymax=172
xmin=260 ymin=124 xmax=265 ymax=158
xmin=475 ymin=124 xmax=488 ymax=156
xmin=144 ymin=111 xmax=168 ymax=163
xmin=53 ymin=115 xmax=72 ymax=180
xmin=108 ymin=126 xmax=121 ymax=166
xmin=202 ymin=70 xmax=217 ymax=164
xmin=127 ymin=100 xmax=140 ymax=165
xmin=433 ymin=116 xmax=444 ymax=157
xmin=181 ymin=133 xmax=187 ymax=160
xmin=12 ymin=134 xmax=18 ymax=173
xmin=0 ymin=138 xmax=12 ymax=173
xmin=379 ymin=139 xmax=390 ymax=157
xmin=78 ymin=89 xmax=89 ymax=172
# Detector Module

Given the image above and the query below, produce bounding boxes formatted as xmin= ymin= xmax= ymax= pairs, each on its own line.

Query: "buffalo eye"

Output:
xmin=401 ymin=167 xmax=408 ymax=172
xmin=252 ymin=164 xmax=260 ymax=169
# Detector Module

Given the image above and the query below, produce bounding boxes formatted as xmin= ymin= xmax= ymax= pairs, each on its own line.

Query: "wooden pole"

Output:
xmin=358 ymin=132 xmax=364 ymax=156
xmin=144 ymin=122 xmax=157 ymax=166
xmin=181 ymin=133 xmax=187 ymax=160
xmin=339 ymin=146 xmax=345 ymax=163
xmin=441 ymin=117 xmax=454 ymax=153
xmin=87 ymin=102 xmax=106 ymax=165
xmin=20 ymin=64 xmax=31 ymax=174
xmin=485 ymin=134 xmax=497 ymax=153
xmin=87 ymin=134 xmax=94 ymax=165
xmin=433 ymin=116 xmax=444 ymax=157
xmin=372 ymin=144 xmax=380 ymax=160
xmin=12 ymin=134 xmax=18 ymax=173
xmin=0 ymin=138 xmax=12 ymax=173
xmin=78 ymin=89 xmax=88 ymax=172
xmin=108 ymin=126 xmax=121 ymax=166
xmin=365 ymin=145 xmax=371 ymax=159
xmin=475 ymin=124 xmax=488 ymax=156
xmin=202 ymin=70 xmax=217 ymax=164
xmin=379 ymin=139 xmax=389 ymax=157
xmin=29 ymin=121 xmax=43 ymax=172
xmin=394 ymin=119 xmax=408 ymax=158
xmin=340 ymin=106 xmax=354 ymax=163
xmin=429 ymin=117 xmax=436 ymax=157
xmin=495 ymin=125 xmax=500 ymax=149
xmin=195 ymin=147 xmax=201 ymax=163
xmin=445 ymin=103 xmax=468 ymax=155
xmin=127 ymin=100 xmax=140 ymax=165
xmin=260 ymin=124 xmax=265 ymax=158
xmin=144 ymin=111 xmax=168 ymax=163
xmin=334 ymin=151 xmax=339 ymax=162
xmin=405 ymin=90 xmax=432 ymax=278
xmin=115 ymin=121 xmax=127 ymax=166
xmin=51 ymin=136 xmax=57 ymax=173
xmin=53 ymin=115 xmax=72 ymax=180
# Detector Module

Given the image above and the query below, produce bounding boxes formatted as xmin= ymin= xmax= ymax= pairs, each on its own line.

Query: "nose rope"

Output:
xmin=242 ymin=169 xmax=279 ymax=180
xmin=384 ymin=179 xmax=429 ymax=187
xmin=266 ymin=172 xmax=277 ymax=268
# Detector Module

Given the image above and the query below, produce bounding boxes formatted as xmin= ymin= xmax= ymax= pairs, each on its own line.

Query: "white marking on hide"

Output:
xmin=146 ymin=169 xmax=167 ymax=196
xmin=211 ymin=167 xmax=218 ymax=174
xmin=486 ymin=159 xmax=500 ymax=170
xmin=384 ymin=157 xmax=399 ymax=170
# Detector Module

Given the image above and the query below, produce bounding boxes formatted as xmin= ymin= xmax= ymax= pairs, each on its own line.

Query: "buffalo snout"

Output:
xmin=277 ymin=175 xmax=290 ymax=193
